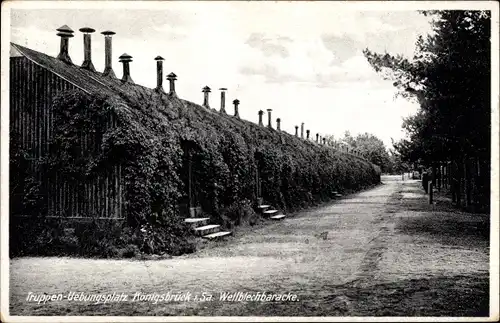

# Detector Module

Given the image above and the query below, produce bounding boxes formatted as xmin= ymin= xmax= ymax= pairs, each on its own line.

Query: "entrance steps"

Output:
xmin=184 ymin=217 xmax=210 ymax=228
xmin=203 ymin=231 xmax=232 ymax=239
xmin=184 ymin=208 xmax=231 ymax=240
xmin=194 ymin=224 xmax=220 ymax=236
xmin=270 ymin=214 xmax=286 ymax=220
xmin=256 ymin=201 xmax=286 ymax=221
xmin=332 ymin=191 xmax=343 ymax=198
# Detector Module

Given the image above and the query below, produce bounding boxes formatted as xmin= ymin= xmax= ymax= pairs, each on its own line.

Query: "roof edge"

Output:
xmin=10 ymin=42 xmax=91 ymax=95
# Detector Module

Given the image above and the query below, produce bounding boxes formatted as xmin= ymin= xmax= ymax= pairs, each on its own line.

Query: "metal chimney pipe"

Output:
xmin=79 ymin=27 xmax=96 ymax=71
xmin=56 ymin=25 xmax=74 ymax=64
xmin=167 ymin=72 xmax=177 ymax=96
xmin=316 ymin=133 xmax=319 ymax=143
xmin=306 ymin=130 xmax=310 ymax=140
xmin=267 ymin=109 xmax=273 ymax=128
xmin=233 ymin=99 xmax=240 ymax=118
xmin=202 ymin=86 xmax=211 ymax=108
xmin=219 ymin=88 xmax=227 ymax=113
xmin=118 ymin=53 xmax=133 ymax=83
xmin=276 ymin=118 xmax=281 ymax=131
xmin=101 ymin=30 xmax=116 ymax=78
xmin=154 ymin=56 xmax=164 ymax=92
xmin=301 ymin=123 xmax=304 ymax=138
xmin=323 ymin=138 xmax=326 ymax=145
xmin=295 ymin=126 xmax=299 ymax=137
xmin=258 ymin=110 xmax=264 ymax=126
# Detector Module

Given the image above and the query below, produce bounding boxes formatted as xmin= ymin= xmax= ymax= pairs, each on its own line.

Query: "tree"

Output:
xmin=341 ymin=131 xmax=356 ymax=146
xmin=323 ymin=132 xmax=393 ymax=171
xmin=349 ymin=132 xmax=392 ymax=173
xmin=387 ymin=147 xmax=410 ymax=174
xmin=364 ymin=10 xmax=491 ymax=210
xmin=364 ymin=10 xmax=491 ymax=162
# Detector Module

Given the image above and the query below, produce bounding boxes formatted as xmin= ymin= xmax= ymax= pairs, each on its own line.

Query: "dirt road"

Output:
xmin=9 ymin=176 xmax=490 ymax=316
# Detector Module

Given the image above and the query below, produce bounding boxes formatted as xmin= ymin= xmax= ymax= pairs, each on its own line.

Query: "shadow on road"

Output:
xmin=213 ymin=273 xmax=489 ymax=317
xmin=397 ymin=214 xmax=489 ymax=245
xmin=393 ymin=180 xmax=489 ymax=249
xmin=317 ymin=273 xmax=489 ymax=317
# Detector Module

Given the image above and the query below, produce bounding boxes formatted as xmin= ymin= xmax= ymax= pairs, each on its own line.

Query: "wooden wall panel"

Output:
xmin=10 ymin=57 xmax=126 ymax=219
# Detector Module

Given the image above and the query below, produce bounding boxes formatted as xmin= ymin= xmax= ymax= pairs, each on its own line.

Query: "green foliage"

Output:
xmin=17 ymin=79 xmax=380 ymax=257
xmin=346 ymin=132 xmax=392 ymax=173
xmin=364 ymin=10 xmax=491 ymax=211
xmin=218 ymin=199 xmax=261 ymax=229
xmin=363 ymin=10 xmax=491 ymax=163
xmin=9 ymin=216 xmax=196 ymax=258
xmin=9 ymin=132 xmax=46 ymax=216
xmin=325 ymin=131 xmax=393 ymax=173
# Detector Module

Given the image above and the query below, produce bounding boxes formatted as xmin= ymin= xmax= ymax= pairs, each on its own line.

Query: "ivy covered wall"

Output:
xmin=10 ymin=86 xmax=381 ymax=257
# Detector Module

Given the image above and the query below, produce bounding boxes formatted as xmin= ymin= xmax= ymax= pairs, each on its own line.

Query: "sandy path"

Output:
xmin=9 ymin=176 xmax=489 ymax=316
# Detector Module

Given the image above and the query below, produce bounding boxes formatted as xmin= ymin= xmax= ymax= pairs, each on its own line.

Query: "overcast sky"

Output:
xmin=10 ymin=2 xmax=434 ymax=147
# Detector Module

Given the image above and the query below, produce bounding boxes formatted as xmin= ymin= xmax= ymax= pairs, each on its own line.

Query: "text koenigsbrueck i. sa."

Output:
xmin=26 ymin=291 xmax=300 ymax=305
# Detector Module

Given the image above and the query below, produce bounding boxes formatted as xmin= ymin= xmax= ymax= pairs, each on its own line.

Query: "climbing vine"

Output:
xmin=11 ymin=86 xmax=380 ymax=257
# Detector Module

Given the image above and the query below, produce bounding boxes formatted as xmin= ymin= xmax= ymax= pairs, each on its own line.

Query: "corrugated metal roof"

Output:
xmin=9 ymin=43 xmax=261 ymax=133
xmin=10 ymin=42 xmax=166 ymax=103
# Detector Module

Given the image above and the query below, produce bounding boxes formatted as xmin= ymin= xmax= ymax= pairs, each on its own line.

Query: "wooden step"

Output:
xmin=263 ymin=209 xmax=279 ymax=217
xmin=202 ymin=231 xmax=232 ymax=239
xmin=257 ymin=205 xmax=270 ymax=214
xmin=184 ymin=217 xmax=210 ymax=228
xmin=194 ymin=224 xmax=220 ymax=236
xmin=270 ymin=214 xmax=286 ymax=220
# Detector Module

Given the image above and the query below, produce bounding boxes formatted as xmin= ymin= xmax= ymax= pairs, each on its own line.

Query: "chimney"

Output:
xmin=118 ymin=53 xmax=133 ymax=83
xmin=154 ymin=56 xmax=164 ymax=92
xmin=167 ymin=72 xmax=177 ymax=96
xmin=233 ymin=99 xmax=240 ymax=118
xmin=101 ymin=30 xmax=116 ymax=78
xmin=202 ymin=86 xmax=211 ymax=108
xmin=295 ymin=126 xmax=299 ymax=137
xmin=56 ymin=25 xmax=74 ymax=64
xmin=276 ymin=118 xmax=281 ymax=131
xmin=306 ymin=130 xmax=310 ymax=139
xmin=316 ymin=133 xmax=319 ymax=143
xmin=258 ymin=110 xmax=264 ymax=126
xmin=79 ymin=27 xmax=96 ymax=71
xmin=300 ymin=123 xmax=304 ymax=138
xmin=323 ymin=138 xmax=326 ymax=145
xmin=219 ymin=88 xmax=227 ymax=113
xmin=267 ymin=109 xmax=273 ymax=128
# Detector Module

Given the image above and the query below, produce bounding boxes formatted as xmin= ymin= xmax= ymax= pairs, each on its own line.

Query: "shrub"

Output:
xmin=11 ymin=84 xmax=380 ymax=258
xmin=9 ymin=217 xmax=196 ymax=258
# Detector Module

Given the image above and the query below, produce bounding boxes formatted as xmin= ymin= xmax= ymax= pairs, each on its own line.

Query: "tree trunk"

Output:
xmin=464 ymin=157 xmax=472 ymax=208
xmin=456 ymin=160 xmax=462 ymax=207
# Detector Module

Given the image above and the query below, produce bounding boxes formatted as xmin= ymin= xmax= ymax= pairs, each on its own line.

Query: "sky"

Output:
xmin=10 ymin=2 xmax=434 ymax=148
